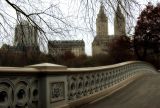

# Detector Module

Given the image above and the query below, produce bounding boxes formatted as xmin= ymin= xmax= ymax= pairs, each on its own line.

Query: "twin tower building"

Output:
xmin=13 ymin=3 xmax=126 ymax=56
xmin=92 ymin=3 xmax=126 ymax=56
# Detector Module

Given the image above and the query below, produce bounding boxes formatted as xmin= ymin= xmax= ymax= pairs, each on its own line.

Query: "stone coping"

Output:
xmin=0 ymin=61 xmax=154 ymax=74
xmin=68 ymin=61 xmax=139 ymax=71
xmin=27 ymin=63 xmax=67 ymax=70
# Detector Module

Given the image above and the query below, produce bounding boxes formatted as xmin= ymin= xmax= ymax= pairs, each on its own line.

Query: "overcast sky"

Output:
xmin=0 ymin=0 xmax=159 ymax=55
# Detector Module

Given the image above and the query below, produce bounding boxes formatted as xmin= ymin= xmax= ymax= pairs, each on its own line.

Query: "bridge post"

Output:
xmin=27 ymin=63 xmax=68 ymax=108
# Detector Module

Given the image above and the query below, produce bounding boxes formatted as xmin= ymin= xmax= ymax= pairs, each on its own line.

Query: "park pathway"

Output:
xmin=80 ymin=74 xmax=160 ymax=108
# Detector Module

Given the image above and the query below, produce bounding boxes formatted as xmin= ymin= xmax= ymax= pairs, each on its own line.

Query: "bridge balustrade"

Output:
xmin=0 ymin=61 xmax=157 ymax=108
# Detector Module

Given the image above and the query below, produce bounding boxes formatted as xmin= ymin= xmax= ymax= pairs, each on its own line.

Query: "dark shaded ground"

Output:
xmin=80 ymin=74 xmax=160 ymax=108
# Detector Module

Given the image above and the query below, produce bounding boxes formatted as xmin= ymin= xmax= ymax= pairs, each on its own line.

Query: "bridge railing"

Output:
xmin=0 ymin=61 xmax=157 ymax=108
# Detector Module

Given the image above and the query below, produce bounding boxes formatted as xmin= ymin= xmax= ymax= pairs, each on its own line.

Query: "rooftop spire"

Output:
xmin=100 ymin=0 xmax=103 ymax=5
xmin=115 ymin=4 xmax=124 ymax=20
xmin=99 ymin=1 xmax=105 ymax=15
xmin=116 ymin=4 xmax=122 ymax=14
xmin=114 ymin=4 xmax=126 ymax=36
xmin=97 ymin=1 xmax=107 ymax=22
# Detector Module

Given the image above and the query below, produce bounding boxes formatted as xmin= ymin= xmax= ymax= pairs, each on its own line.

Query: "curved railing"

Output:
xmin=0 ymin=61 xmax=157 ymax=108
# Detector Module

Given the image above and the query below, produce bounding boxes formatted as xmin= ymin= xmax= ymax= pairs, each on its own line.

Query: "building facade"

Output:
xmin=14 ymin=21 xmax=39 ymax=51
xmin=48 ymin=40 xmax=85 ymax=57
xmin=92 ymin=4 xmax=126 ymax=56
xmin=114 ymin=5 xmax=126 ymax=36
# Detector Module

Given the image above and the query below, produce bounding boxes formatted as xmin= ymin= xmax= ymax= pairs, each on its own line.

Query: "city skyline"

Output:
xmin=0 ymin=0 xmax=159 ymax=55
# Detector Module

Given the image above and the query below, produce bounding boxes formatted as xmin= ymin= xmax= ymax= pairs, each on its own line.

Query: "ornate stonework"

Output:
xmin=0 ymin=61 xmax=157 ymax=108
xmin=50 ymin=82 xmax=65 ymax=102
xmin=66 ymin=62 xmax=155 ymax=102
xmin=0 ymin=77 xmax=38 ymax=108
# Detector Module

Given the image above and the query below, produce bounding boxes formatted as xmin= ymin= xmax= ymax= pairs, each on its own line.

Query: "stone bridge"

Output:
xmin=0 ymin=61 xmax=158 ymax=108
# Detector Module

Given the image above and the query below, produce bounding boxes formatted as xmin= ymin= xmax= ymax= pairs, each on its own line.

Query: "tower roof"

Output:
xmin=115 ymin=4 xmax=124 ymax=18
xmin=114 ymin=4 xmax=126 ymax=36
xmin=97 ymin=3 xmax=107 ymax=22
xmin=117 ymin=5 xmax=121 ymax=14
xmin=99 ymin=3 xmax=105 ymax=15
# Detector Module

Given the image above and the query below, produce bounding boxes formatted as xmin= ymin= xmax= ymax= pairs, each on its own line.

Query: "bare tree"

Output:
xmin=0 ymin=0 xmax=75 ymax=52
xmin=76 ymin=0 xmax=147 ymax=34
xmin=0 ymin=0 xmax=157 ymax=52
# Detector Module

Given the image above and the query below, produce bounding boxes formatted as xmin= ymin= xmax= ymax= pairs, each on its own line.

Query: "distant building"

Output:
xmin=92 ymin=3 xmax=126 ymax=56
xmin=48 ymin=40 xmax=85 ymax=57
xmin=114 ymin=5 xmax=126 ymax=36
xmin=0 ymin=20 xmax=40 ymax=57
xmin=14 ymin=21 xmax=39 ymax=51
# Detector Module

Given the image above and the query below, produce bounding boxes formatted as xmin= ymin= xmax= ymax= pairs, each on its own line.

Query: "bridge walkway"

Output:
xmin=80 ymin=73 xmax=160 ymax=108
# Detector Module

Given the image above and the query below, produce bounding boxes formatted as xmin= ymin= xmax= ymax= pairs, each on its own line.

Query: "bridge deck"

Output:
xmin=80 ymin=74 xmax=160 ymax=108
